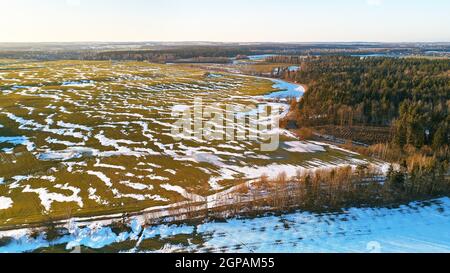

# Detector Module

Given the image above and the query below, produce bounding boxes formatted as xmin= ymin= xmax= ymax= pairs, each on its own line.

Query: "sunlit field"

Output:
xmin=0 ymin=59 xmax=380 ymax=229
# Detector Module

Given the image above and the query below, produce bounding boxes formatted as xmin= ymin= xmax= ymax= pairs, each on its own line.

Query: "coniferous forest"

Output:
xmin=290 ymin=56 xmax=449 ymax=149
xmin=280 ymin=56 xmax=450 ymax=202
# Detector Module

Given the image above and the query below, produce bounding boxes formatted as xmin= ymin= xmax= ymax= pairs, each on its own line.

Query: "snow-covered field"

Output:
xmin=193 ymin=197 xmax=450 ymax=253
xmin=0 ymin=60 xmax=447 ymax=253
xmin=0 ymin=59 xmax=381 ymax=230
xmin=1 ymin=197 xmax=449 ymax=253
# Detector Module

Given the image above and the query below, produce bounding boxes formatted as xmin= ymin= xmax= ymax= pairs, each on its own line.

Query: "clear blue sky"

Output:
xmin=1 ymin=0 xmax=449 ymax=42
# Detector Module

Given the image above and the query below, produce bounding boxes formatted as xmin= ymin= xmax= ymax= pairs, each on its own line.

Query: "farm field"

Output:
xmin=0 ymin=0 xmax=448 ymax=259
xmin=0 ymin=59 xmax=378 ymax=229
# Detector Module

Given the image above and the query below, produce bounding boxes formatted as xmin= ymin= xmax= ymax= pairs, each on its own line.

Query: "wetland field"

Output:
xmin=0 ymin=56 xmax=447 ymax=253
xmin=0 ymin=59 xmax=374 ymax=226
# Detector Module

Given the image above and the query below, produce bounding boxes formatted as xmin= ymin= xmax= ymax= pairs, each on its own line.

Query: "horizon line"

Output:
xmin=1 ymin=40 xmax=450 ymax=44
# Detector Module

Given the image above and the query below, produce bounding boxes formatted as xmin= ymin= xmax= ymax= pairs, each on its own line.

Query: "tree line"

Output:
xmin=289 ymin=56 xmax=449 ymax=149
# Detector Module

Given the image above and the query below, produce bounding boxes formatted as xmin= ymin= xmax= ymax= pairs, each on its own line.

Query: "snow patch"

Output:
xmin=284 ymin=141 xmax=326 ymax=153
xmin=0 ymin=197 xmax=13 ymax=210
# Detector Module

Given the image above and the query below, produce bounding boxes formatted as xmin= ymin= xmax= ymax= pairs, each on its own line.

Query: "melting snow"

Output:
xmin=22 ymin=184 xmax=83 ymax=211
xmin=0 ymin=197 xmax=13 ymax=210
xmin=284 ymin=141 xmax=326 ymax=153
xmin=87 ymin=171 xmax=113 ymax=187
xmin=0 ymin=136 xmax=35 ymax=151
xmin=1 ymin=198 xmax=449 ymax=253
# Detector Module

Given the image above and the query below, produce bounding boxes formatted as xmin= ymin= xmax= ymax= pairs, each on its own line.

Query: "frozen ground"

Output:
xmin=192 ymin=197 xmax=450 ymax=253
xmin=0 ymin=197 xmax=448 ymax=253
xmin=0 ymin=59 xmax=446 ymax=253
xmin=0 ymin=60 xmax=379 ymax=228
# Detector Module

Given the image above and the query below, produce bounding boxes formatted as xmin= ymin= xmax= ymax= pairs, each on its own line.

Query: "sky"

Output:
xmin=0 ymin=0 xmax=449 ymax=43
